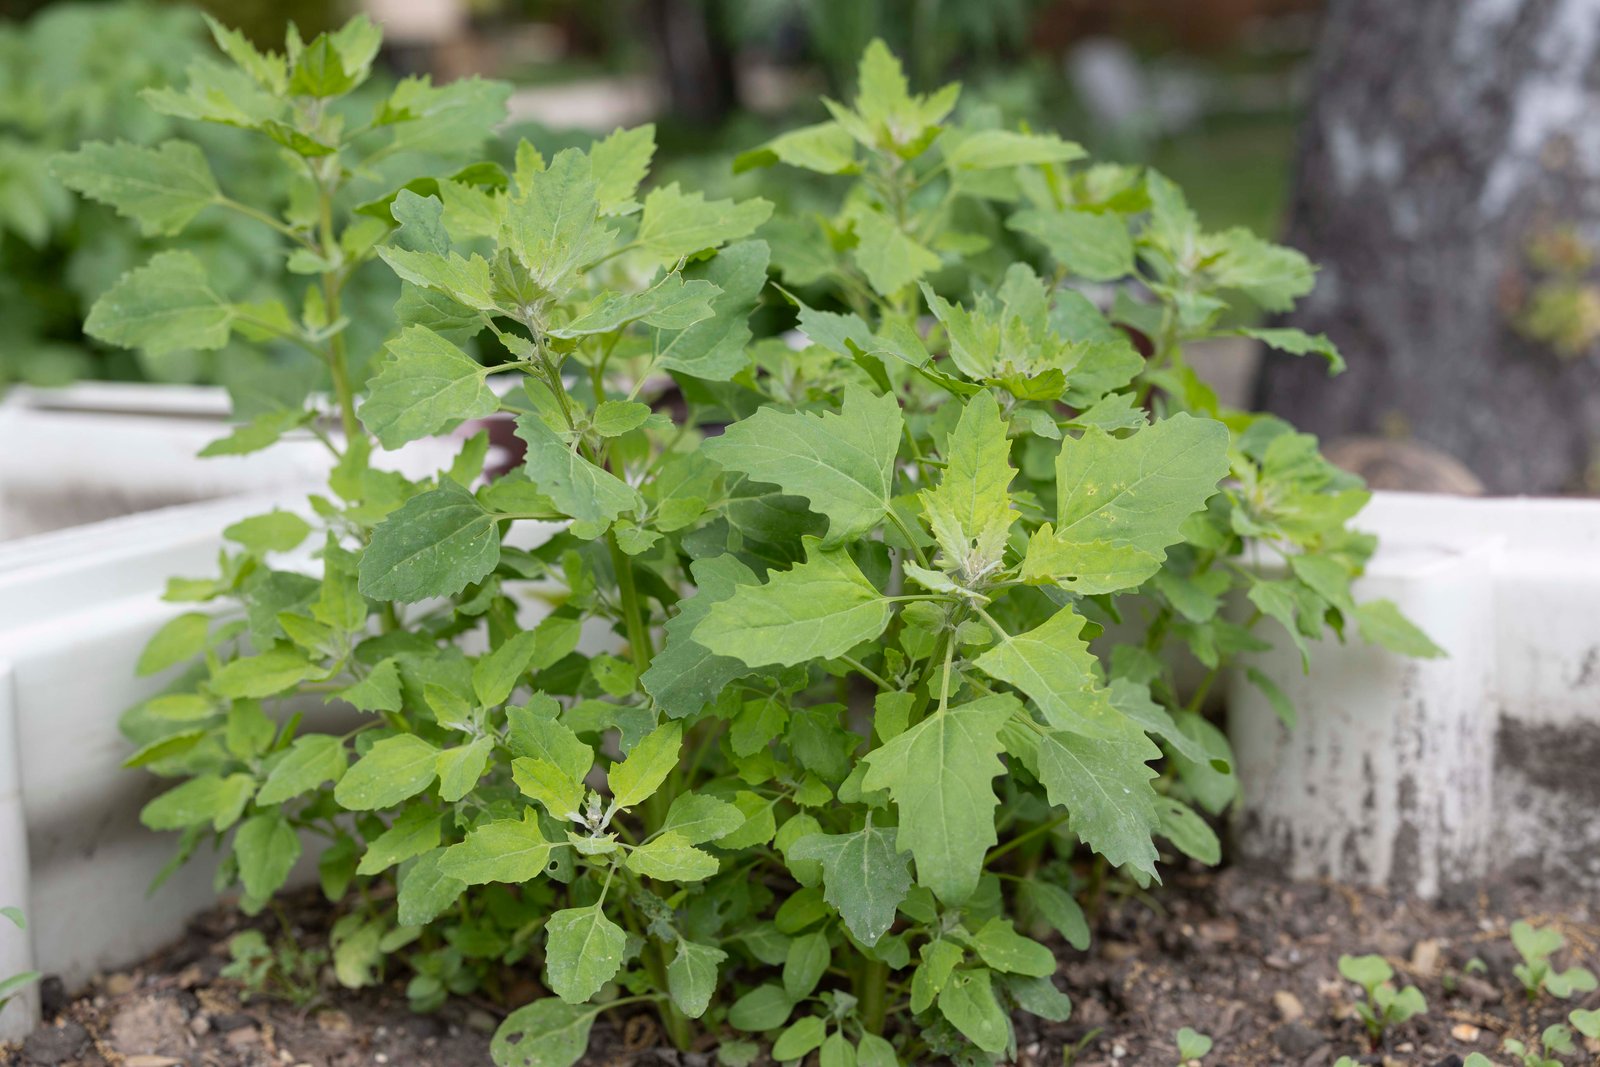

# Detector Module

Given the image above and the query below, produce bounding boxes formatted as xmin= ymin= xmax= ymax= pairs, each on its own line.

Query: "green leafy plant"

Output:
xmin=221 ymin=928 xmax=328 ymax=1007
xmin=1505 ymin=1024 xmax=1577 ymax=1067
xmin=77 ymin=22 xmax=1436 ymax=1067
xmin=1511 ymin=921 xmax=1598 ymax=1001
xmin=1572 ymin=1008 xmax=1600 ymax=1039
xmin=0 ymin=906 xmax=40 ymax=1015
xmin=1338 ymin=954 xmax=1428 ymax=1047
xmin=1176 ymin=1025 xmax=1212 ymax=1064
xmin=1463 ymin=1057 xmax=1496 ymax=1067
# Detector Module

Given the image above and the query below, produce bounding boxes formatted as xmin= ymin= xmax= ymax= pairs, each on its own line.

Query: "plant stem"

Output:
xmin=608 ymin=531 xmax=652 ymax=674
xmin=986 ymin=811 xmax=1070 ymax=866
xmin=856 ymin=956 xmax=889 ymax=1035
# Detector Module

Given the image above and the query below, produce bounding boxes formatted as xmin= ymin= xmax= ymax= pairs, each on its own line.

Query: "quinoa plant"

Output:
xmin=65 ymin=23 xmax=1438 ymax=1066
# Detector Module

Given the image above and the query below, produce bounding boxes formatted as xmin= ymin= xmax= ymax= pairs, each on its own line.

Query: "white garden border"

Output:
xmin=1227 ymin=489 xmax=1600 ymax=897
xmin=0 ymin=492 xmax=312 ymax=1041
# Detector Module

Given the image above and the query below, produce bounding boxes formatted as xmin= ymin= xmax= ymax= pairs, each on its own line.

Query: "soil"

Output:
xmin=3 ymin=865 xmax=1596 ymax=1067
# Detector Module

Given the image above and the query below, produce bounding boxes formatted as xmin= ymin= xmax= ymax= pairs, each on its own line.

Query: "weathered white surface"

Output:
xmin=0 ymin=493 xmax=307 ymax=1042
xmin=1228 ymin=490 xmax=1600 ymax=895
xmin=0 ymin=384 xmax=458 ymax=540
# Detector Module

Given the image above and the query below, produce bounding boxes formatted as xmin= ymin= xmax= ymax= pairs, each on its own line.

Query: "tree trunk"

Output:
xmin=1256 ymin=0 xmax=1600 ymax=494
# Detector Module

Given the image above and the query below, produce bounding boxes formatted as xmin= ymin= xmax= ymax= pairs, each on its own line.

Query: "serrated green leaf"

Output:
xmin=787 ymin=818 xmax=911 ymax=946
xmin=1017 ymin=526 xmax=1162 ymax=594
xmin=1238 ymin=326 xmax=1345 ymax=374
xmin=1008 ymin=208 xmax=1133 ymax=282
xmin=515 ymin=415 xmax=642 ymax=538
xmin=544 ymin=906 xmax=626 ymax=1003
xmin=1055 ymin=413 xmax=1230 ymax=557
xmin=359 ymin=326 xmax=497 ymax=449
xmin=53 ymin=140 xmax=219 ymax=237
xmin=637 ymin=183 xmax=772 ymax=265
xmin=439 ymin=809 xmax=557 ymax=885
xmin=859 ymin=695 xmax=1015 ymax=904
xmin=590 ymin=124 xmax=656 ymax=215
xmin=87 ymin=251 xmax=235 ymax=355
xmin=974 ymin=609 xmax=1126 ymax=739
xmin=641 ymin=554 xmax=757 ymax=718
xmin=657 ymin=240 xmax=770 ymax=380
xmin=694 ymin=537 xmax=890 ymax=668
xmin=377 ymin=246 xmax=496 ymax=311
xmin=921 ymin=389 xmax=1014 ymax=578
xmin=853 ymin=209 xmax=940 ymax=296
xmin=334 ymin=734 xmax=440 ymax=810
xmin=703 ymin=385 xmax=901 ymax=543
xmin=548 ymin=273 xmax=718 ymax=338
xmin=504 ymin=147 xmax=614 ymax=295
xmin=258 ymin=734 xmax=347 ymax=805
xmin=1033 ymin=728 xmax=1161 ymax=880
xmin=358 ymin=481 xmax=501 ymax=602
xmin=336 ymin=659 xmax=403 ymax=713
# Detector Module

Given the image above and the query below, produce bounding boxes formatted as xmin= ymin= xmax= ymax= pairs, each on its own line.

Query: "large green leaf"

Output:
xmin=787 ymin=817 xmax=912 ymax=946
xmin=657 ymin=241 xmax=770 ymax=381
xmin=703 ymin=385 xmax=902 ymax=543
xmin=491 ymin=998 xmax=599 ymax=1067
xmin=86 ymin=251 xmax=235 ymax=355
xmin=359 ymin=326 xmax=497 ymax=448
xmin=1032 ymin=729 xmax=1162 ymax=880
xmin=234 ymin=812 xmax=301 ymax=900
xmin=639 ymin=554 xmax=757 ymax=718
xmin=438 ymin=809 xmax=558 ymax=885
xmin=334 ymin=735 xmax=440 ymax=810
xmin=1055 ymin=413 xmax=1230 ymax=557
xmin=636 ymin=183 xmax=772 ymax=265
xmin=974 ymin=609 xmax=1128 ymax=739
xmin=544 ymin=906 xmax=627 ymax=1003
xmin=257 ymin=734 xmax=347 ymax=805
xmin=547 ymin=273 xmax=718 ymax=338
xmin=859 ymin=695 xmax=1016 ymax=904
xmin=504 ymin=147 xmax=614 ymax=296
xmin=358 ymin=481 xmax=501 ymax=601
xmin=514 ymin=415 xmax=641 ymax=539
xmin=694 ymin=537 xmax=891 ymax=667
xmin=53 ymin=140 xmax=219 ymax=236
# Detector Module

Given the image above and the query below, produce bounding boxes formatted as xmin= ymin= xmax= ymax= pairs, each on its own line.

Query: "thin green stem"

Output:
xmin=885 ymin=508 xmax=932 ymax=570
xmin=986 ymin=811 xmax=1070 ymax=866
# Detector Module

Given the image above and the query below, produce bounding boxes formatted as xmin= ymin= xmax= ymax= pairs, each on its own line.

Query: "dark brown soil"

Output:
xmin=3 ymin=866 xmax=1596 ymax=1067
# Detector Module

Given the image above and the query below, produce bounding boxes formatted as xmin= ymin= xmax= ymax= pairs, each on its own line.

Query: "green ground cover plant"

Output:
xmin=67 ymin=18 xmax=1438 ymax=1066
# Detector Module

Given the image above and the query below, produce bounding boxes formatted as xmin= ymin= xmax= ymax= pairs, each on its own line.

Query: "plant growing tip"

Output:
xmin=68 ymin=18 xmax=1441 ymax=1067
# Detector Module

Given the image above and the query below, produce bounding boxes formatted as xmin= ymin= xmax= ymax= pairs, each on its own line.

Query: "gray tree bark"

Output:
xmin=1256 ymin=0 xmax=1600 ymax=494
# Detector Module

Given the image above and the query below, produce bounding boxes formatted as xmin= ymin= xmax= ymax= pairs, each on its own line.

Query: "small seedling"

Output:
xmin=1463 ymin=1056 xmax=1495 ymax=1067
xmin=1571 ymin=1008 xmax=1600 ymax=1039
xmin=1062 ymin=1028 xmax=1104 ymax=1066
xmin=1511 ymin=921 xmax=1597 ymax=1001
xmin=0 ymin=907 xmax=41 ymax=1014
xmin=1176 ymin=1026 xmax=1212 ymax=1064
xmin=1504 ymin=1023 xmax=1576 ymax=1067
xmin=220 ymin=929 xmax=327 ymax=1007
xmin=1339 ymin=953 xmax=1428 ymax=1046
